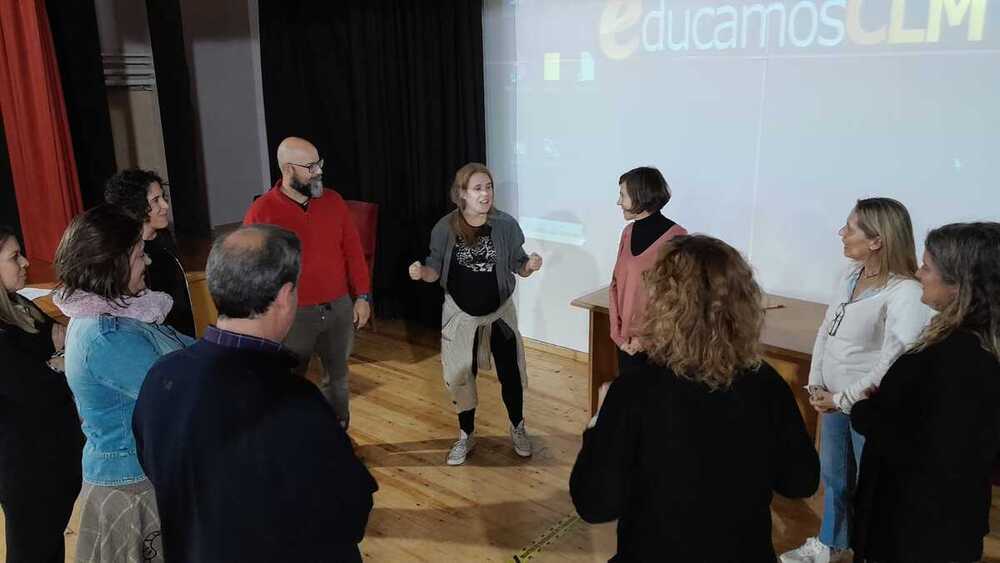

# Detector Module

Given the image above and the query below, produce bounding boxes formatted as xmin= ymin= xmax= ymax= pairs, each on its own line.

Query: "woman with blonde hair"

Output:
xmin=571 ymin=235 xmax=818 ymax=561
xmin=409 ymin=163 xmax=542 ymax=465
xmin=0 ymin=226 xmax=83 ymax=562
xmin=851 ymin=222 xmax=1000 ymax=563
xmin=782 ymin=198 xmax=934 ymax=563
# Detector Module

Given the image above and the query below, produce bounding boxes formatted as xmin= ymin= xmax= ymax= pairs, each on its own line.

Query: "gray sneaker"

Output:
xmin=446 ymin=430 xmax=475 ymax=466
xmin=510 ymin=420 xmax=532 ymax=457
xmin=779 ymin=537 xmax=851 ymax=563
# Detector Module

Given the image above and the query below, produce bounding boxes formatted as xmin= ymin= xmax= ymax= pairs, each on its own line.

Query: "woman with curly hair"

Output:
xmin=104 ymin=169 xmax=196 ymax=337
xmin=570 ymin=234 xmax=819 ymax=562
xmin=850 ymin=222 xmax=1000 ymax=563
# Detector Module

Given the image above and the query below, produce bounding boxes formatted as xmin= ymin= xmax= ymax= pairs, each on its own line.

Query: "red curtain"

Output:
xmin=0 ymin=0 xmax=83 ymax=262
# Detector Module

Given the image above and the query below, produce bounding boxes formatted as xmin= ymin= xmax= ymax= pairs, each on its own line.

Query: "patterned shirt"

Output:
xmin=203 ymin=325 xmax=284 ymax=353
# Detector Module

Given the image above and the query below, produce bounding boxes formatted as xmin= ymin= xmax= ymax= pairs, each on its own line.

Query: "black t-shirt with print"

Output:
xmin=448 ymin=224 xmax=502 ymax=316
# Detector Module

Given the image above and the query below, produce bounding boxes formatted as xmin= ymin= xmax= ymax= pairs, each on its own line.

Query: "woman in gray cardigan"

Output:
xmin=409 ymin=163 xmax=542 ymax=466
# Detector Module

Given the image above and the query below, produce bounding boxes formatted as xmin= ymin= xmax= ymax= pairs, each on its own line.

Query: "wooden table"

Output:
xmin=571 ymin=286 xmax=827 ymax=438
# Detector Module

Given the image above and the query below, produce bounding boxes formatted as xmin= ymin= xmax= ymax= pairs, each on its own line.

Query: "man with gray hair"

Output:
xmin=133 ymin=224 xmax=377 ymax=563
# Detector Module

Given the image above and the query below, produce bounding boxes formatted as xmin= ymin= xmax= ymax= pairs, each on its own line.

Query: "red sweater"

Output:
xmin=244 ymin=183 xmax=370 ymax=307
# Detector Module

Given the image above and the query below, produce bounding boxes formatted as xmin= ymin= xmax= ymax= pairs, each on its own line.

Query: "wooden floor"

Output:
xmin=3 ymin=320 xmax=1000 ymax=561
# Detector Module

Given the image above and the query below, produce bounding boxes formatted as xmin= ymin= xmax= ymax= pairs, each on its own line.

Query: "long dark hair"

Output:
xmin=915 ymin=222 xmax=1000 ymax=360
xmin=0 ymin=226 xmax=42 ymax=333
xmin=54 ymin=205 xmax=144 ymax=302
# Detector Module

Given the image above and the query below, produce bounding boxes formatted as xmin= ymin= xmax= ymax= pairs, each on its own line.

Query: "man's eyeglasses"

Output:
xmin=289 ymin=158 xmax=324 ymax=173
xmin=828 ymin=302 xmax=847 ymax=336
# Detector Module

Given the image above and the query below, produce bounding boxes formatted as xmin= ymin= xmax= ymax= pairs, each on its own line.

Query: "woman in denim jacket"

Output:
xmin=53 ymin=205 xmax=193 ymax=563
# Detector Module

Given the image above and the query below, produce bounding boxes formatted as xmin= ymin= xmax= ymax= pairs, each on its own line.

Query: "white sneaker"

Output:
xmin=446 ymin=430 xmax=475 ymax=466
xmin=510 ymin=420 xmax=532 ymax=457
xmin=779 ymin=537 xmax=851 ymax=563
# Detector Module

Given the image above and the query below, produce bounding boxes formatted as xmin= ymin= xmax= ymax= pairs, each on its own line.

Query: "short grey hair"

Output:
xmin=207 ymin=225 xmax=301 ymax=319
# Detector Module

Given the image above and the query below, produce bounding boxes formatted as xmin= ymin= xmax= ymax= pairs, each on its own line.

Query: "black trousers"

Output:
xmin=0 ymin=472 xmax=80 ymax=563
xmin=458 ymin=319 xmax=523 ymax=433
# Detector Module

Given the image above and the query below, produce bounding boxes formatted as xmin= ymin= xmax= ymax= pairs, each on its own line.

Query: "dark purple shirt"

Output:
xmin=203 ymin=325 xmax=283 ymax=353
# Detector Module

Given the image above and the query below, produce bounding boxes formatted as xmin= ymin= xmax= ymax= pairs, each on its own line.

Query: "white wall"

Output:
xmin=179 ymin=0 xmax=270 ymax=227
xmin=94 ymin=0 xmax=153 ymax=54
xmin=94 ymin=0 xmax=171 ymax=219
xmin=94 ymin=0 xmax=270 ymax=229
xmin=484 ymin=0 xmax=519 ymax=218
xmin=485 ymin=0 xmax=1000 ymax=353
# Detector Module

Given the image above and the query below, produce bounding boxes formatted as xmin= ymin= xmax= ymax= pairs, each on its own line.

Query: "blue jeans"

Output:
xmin=819 ymin=411 xmax=865 ymax=549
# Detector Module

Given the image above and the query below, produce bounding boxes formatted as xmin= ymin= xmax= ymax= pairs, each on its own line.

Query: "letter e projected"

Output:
xmin=600 ymin=0 xmax=642 ymax=60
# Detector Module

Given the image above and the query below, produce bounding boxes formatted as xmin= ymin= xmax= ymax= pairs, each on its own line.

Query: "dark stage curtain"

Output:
xmin=258 ymin=0 xmax=487 ymax=327
xmin=0 ymin=116 xmax=21 ymax=240
xmin=46 ymin=0 xmax=116 ymax=209
xmin=145 ymin=0 xmax=211 ymax=238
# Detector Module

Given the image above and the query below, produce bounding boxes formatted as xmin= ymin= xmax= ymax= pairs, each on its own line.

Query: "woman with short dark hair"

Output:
xmin=571 ymin=235 xmax=819 ymax=562
xmin=609 ymin=166 xmax=686 ymax=372
xmin=851 ymin=222 xmax=1000 ymax=563
xmin=105 ymin=168 xmax=196 ymax=337
xmin=53 ymin=205 xmax=193 ymax=563
xmin=0 ymin=226 xmax=83 ymax=563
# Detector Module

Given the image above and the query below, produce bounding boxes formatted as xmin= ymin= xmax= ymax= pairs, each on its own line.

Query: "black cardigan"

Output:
xmin=145 ymin=233 xmax=196 ymax=337
xmin=0 ymin=297 xmax=83 ymax=499
xmin=851 ymin=330 xmax=1000 ymax=563
xmin=133 ymin=338 xmax=378 ymax=563
xmin=570 ymin=360 xmax=818 ymax=562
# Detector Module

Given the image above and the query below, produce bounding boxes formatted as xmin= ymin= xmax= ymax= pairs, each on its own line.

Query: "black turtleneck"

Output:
xmin=630 ymin=211 xmax=675 ymax=255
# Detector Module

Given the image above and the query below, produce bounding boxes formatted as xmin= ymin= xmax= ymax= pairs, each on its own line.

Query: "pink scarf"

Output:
xmin=53 ymin=289 xmax=174 ymax=324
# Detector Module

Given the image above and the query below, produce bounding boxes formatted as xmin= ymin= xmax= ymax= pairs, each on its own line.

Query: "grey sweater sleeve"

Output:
xmin=424 ymin=215 xmax=452 ymax=275
xmin=507 ymin=219 xmax=529 ymax=274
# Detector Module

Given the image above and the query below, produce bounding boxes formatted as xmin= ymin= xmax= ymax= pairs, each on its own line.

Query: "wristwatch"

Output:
xmin=357 ymin=293 xmax=371 ymax=303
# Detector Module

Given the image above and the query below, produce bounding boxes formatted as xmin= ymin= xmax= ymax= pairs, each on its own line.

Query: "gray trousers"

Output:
xmin=283 ymin=295 xmax=355 ymax=428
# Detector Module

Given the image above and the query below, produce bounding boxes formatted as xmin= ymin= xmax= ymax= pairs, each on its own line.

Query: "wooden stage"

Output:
xmin=3 ymin=320 xmax=1000 ymax=561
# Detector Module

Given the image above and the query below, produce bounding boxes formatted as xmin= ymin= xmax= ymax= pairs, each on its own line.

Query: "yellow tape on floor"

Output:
xmin=512 ymin=513 xmax=581 ymax=562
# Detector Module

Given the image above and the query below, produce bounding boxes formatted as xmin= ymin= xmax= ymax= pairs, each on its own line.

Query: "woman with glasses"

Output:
xmin=781 ymin=198 xmax=934 ymax=563
xmin=851 ymin=222 xmax=1000 ymax=563
xmin=105 ymin=169 xmax=196 ymax=337
xmin=53 ymin=205 xmax=194 ymax=563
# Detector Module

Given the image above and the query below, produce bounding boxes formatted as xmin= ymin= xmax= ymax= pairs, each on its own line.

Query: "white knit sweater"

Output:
xmin=808 ymin=269 xmax=935 ymax=413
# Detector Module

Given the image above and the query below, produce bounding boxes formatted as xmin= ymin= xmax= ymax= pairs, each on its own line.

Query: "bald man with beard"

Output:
xmin=244 ymin=137 xmax=371 ymax=429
